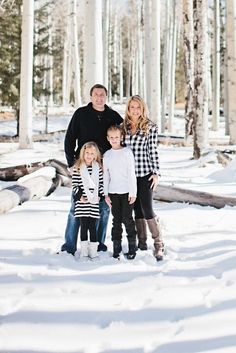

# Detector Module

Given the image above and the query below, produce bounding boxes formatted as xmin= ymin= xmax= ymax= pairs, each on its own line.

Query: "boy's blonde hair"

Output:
xmin=107 ymin=125 xmax=123 ymax=136
xmin=74 ymin=141 xmax=102 ymax=171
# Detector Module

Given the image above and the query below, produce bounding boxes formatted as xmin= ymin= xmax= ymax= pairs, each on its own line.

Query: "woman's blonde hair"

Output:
xmin=74 ymin=141 xmax=102 ymax=171
xmin=123 ymin=95 xmax=150 ymax=135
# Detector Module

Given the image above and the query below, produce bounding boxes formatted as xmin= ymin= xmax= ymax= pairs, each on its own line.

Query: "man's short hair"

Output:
xmin=90 ymin=84 xmax=108 ymax=96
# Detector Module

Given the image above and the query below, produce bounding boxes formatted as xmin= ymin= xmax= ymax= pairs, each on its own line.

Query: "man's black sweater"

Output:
xmin=64 ymin=102 xmax=123 ymax=167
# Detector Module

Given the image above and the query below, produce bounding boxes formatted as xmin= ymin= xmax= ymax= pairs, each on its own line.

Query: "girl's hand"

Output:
xmin=105 ymin=196 xmax=112 ymax=208
xmin=149 ymin=174 xmax=159 ymax=190
xmin=80 ymin=196 xmax=88 ymax=203
xmin=128 ymin=196 xmax=136 ymax=204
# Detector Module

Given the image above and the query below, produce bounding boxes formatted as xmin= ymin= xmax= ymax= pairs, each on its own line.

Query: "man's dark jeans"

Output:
xmin=61 ymin=196 xmax=110 ymax=255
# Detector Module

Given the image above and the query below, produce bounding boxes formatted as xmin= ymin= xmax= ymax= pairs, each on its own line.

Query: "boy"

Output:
xmin=103 ymin=125 xmax=137 ymax=259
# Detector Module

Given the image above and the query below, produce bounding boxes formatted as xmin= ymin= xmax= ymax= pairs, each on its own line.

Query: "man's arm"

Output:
xmin=64 ymin=113 xmax=78 ymax=168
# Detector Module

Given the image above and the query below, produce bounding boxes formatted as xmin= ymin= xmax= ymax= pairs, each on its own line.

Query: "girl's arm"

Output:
xmin=98 ymin=166 xmax=105 ymax=199
xmin=72 ymin=169 xmax=83 ymax=201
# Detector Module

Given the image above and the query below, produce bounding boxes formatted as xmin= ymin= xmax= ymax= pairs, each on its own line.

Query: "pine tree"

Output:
xmin=0 ymin=0 xmax=22 ymax=112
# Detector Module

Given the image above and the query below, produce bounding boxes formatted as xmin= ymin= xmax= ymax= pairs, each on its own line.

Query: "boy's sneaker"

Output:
xmin=126 ymin=252 xmax=136 ymax=260
xmin=97 ymin=243 xmax=107 ymax=252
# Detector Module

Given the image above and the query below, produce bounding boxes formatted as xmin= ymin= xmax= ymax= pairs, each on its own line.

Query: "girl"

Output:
xmin=72 ymin=141 xmax=104 ymax=259
xmin=123 ymin=95 xmax=164 ymax=261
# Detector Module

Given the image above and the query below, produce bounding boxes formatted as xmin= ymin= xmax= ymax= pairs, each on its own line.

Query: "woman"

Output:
xmin=123 ymin=95 xmax=164 ymax=261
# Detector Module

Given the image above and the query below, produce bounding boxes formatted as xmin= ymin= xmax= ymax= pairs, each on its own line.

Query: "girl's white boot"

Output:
xmin=80 ymin=241 xmax=89 ymax=258
xmin=88 ymin=242 xmax=99 ymax=259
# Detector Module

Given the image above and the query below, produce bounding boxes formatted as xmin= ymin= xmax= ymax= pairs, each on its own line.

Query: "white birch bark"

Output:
xmin=226 ymin=0 xmax=236 ymax=144
xmin=19 ymin=0 xmax=34 ymax=149
xmin=212 ymin=0 xmax=220 ymax=131
xmin=48 ymin=14 xmax=54 ymax=107
xmin=144 ymin=0 xmax=151 ymax=104
xmin=222 ymin=8 xmax=229 ymax=135
xmin=71 ymin=0 xmax=82 ymax=107
xmin=168 ymin=0 xmax=177 ymax=133
xmin=113 ymin=5 xmax=118 ymax=102
xmin=138 ymin=2 xmax=144 ymax=98
xmin=149 ymin=0 xmax=161 ymax=124
xmin=161 ymin=0 xmax=170 ymax=133
xmin=118 ymin=24 xmax=124 ymax=102
xmin=183 ymin=0 xmax=194 ymax=140
xmin=83 ymin=0 xmax=103 ymax=102
xmin=103 ymin=0 xmax=110 ymax=90
xmin=192 ymin=0 xmax=209 ymax=158
xmin=62 ymin=12 xmax=71 ymax=107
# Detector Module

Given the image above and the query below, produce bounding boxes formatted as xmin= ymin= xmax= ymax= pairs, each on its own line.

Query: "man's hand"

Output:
xmin=149 ymin=174 xmax=159 ymax=190
xmin=128 ymin=196 xmax=136 ymax=204
xmin=105 ymin=196 xmax=112 ymax=208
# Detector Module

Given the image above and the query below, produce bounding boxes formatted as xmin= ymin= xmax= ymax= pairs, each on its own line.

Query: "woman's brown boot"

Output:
xmin=146 ymin=217 xmax=164 ymax=261
xmin=135 ymin=218 xmax=148 ymax=250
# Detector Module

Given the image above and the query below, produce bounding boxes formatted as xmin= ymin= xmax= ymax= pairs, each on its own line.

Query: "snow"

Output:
xmin=0 ymin=111 xmax=236 ymax=353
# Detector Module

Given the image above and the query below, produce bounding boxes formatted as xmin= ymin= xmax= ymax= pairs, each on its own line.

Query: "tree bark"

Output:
xmin=154 ymin=184 xmax=236 ymax=209
xmin=0 ymin=159 xmax=70 ymax=181
xmin=0 ymin=167 xmax=61 ymax=213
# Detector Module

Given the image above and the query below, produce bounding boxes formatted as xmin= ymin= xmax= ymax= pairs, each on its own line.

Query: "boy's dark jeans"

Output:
xmin=109 ymin=193 xmax=136 ymax=243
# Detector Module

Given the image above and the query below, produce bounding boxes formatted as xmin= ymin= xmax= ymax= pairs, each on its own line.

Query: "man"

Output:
xmin=61 ymin=84 xmax=123 ymax=255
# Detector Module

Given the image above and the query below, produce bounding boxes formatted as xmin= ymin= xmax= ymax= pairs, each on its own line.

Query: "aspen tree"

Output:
xmin=226 ymin=0 xmax=236 ymax=144
xmin=212 ymin=0 xmax=220 ymax=131
xmin=192 ymin=0 xmax=209 ymax=158
xmin=83 ymin=0 xmax=103 ymax=101
xmin=19 ymin=0 xmax=34 ymax=149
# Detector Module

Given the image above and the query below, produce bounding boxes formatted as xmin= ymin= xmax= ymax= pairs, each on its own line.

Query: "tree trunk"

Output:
xmin=154 ymin=184 xmax=236 ymax=209
xmin=0 ymin=159 xmax=70 ymax=181
xmin=71 ymin=0 xmax=82 ymax=107
xmin=192 ymin=0 xmax=209 ymax=158
xmin=19 ymin=0 xmax=34 ymax=149
xmin=226 ymin=0 xmax=236 ymax=144
xmin=212 ymin=0 xmax=220 ymax=131
xmin=0 ymin=167 xmax=61 ymax=214
xmin=83 ymin=0 xmax=103 ymax=101
xmin=183 ymin=0 xmax=194 ymax=141
xmin=149 ymin=0 xmax=161 ymax=124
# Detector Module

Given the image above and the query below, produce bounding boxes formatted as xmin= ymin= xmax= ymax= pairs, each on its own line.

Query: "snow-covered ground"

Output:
xmin=0 ymin=110 xmax=236 ymax=353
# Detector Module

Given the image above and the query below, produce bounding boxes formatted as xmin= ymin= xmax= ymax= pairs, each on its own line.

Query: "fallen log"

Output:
xmin=0 ymin=166 xmax=60 ymax=213
xmin=0 ymin=158 xmax=70 ymax=181
xmin=154 ymin=184 xmax=236 ymax=209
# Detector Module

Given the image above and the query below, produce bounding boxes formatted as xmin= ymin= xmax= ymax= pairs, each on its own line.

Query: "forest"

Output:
xmin=0 ymin=0 xmax=235 ymax=159
xmin=1 ymin=2 xmax=236 ymax=353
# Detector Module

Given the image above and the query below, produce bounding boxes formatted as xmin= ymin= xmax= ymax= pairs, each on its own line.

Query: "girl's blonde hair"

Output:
xmin=123 ymin=95 xmax=150 ymax=135
xmin=74 ymin=141 xmax=102 ymax=171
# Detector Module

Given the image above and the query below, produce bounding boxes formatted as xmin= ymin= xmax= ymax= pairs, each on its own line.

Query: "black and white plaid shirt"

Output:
xmin=124 ymin=122 xmax=160 ymax=177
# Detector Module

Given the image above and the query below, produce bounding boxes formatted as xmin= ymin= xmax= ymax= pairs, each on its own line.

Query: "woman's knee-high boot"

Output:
xmin=135 ymin=219 xmax=148 ymax=250
xmin=146 ymin=218 xmax=164 ymax=261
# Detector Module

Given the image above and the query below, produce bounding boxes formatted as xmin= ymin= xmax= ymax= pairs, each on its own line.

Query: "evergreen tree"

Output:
xmin=0 ymin=0 xmax=22 ymax=112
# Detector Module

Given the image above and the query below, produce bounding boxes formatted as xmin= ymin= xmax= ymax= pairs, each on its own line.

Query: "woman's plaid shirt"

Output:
xmin=124 ymin=122 xmax=160 ymax=177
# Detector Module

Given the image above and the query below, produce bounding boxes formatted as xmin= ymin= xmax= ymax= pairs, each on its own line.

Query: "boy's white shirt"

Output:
xmin=103 ymin=147 xmax=137 ymax=197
